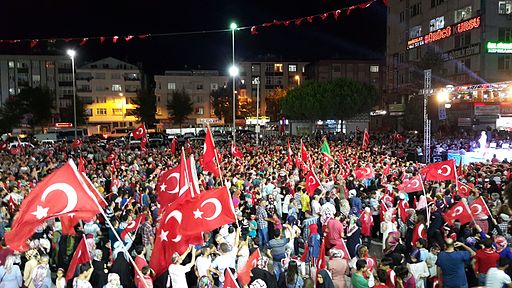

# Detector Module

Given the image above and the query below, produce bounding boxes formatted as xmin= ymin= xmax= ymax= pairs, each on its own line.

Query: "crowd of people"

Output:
xmin=0 ymin=129 xmax=511 ymax=288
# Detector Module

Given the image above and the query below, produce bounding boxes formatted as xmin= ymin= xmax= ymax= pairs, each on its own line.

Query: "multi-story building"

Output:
xmin=386 ymin=0 xmax=512 ymax=130
xmin=154 ymin=70 xmax=228 ymax=127
xmin=0 ymin=54 xmax=74 ymax=119
xmin=76 ymin=57 xmax=142 ymax=134
xmin=238 ymin=60 xmax=308 ymax=118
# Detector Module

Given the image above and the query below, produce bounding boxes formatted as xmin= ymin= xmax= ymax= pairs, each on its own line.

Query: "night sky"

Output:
xmin=0 ymin=0 xmax=386 ymax=74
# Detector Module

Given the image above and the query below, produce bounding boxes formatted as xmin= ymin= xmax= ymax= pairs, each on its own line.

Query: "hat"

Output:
xmin=500 ymin=213 xmax=510 ymax=222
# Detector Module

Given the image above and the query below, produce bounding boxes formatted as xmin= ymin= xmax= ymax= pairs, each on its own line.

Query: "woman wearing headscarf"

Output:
xmin=110 ymin=246 xmax=133 ymax=288
xmin=23 ymin=249 xmax=39 ymax=288
xmin=316 ymin=269 xmax=335 ymax=288
xmin=103 ymin=273 xmax=123 ymax=288
xmin=327 ymin=249 xmax=349 ymax=288
xmin=346 ymin=215 xmax=362 ymax=258
xmin=384 ymin=231 xmax=406 ymax=267
xmin=0 ymin=255 xmax=22 ymax=288
xmin=31 ymin=254 xmax=52 ymax=288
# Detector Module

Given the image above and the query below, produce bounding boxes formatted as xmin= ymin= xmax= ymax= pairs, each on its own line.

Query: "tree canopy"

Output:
xmin=210 ymin=85 xmax=232 ymax=121
xmin=167 ymin=88 xmax=193 ymax=126
xmin=281 ymin=78 xmax=377 ymax=120
xmin=129 ymin=90 xmax=156 ymax=127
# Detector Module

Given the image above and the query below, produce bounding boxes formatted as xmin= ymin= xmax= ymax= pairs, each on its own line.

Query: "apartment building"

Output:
xmin=75 ymin=57 xmax=142 ymax=134
xmin=238 ymin=60 xmax=308 ymax=118
xmin=0 ymin=54 xmax=74 ymax=119
xmin=386 ymin=0 xmax=512 ymax=103
xmin=154 ymin=70 xmax=228 ymax=127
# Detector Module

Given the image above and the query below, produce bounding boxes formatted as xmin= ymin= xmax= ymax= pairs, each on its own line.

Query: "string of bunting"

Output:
xmin=0 ymin=0 xmax=382 ymax=48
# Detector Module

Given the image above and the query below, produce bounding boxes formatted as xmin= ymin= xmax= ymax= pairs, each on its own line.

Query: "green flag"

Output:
xmin=321 ymin=139 xmax=333 ymax=160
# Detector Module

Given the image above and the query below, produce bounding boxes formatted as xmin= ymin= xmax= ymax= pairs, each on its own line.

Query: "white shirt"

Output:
xmin=211 ymin=251 xmax=236 ymax=282
xmin=195 ymin=255 xmax=212 ymax=277
xmin=282 ymin=195 xmax=291 ymax=214
xmin=485 ymin=267 xmax=511 ymax=288
xmin=168 ymin=264 xmax=191 ymax=288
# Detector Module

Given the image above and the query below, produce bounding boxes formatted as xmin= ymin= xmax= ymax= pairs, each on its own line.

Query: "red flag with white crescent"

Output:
xmin=65 ymin=237 xmax=91 ymax=281
xmin=398 ymin=175 xmax=423 ymax=193
xmin=420 ymin=159 xmax=457 ymax=181
xmin=121 ymin=213 xmax=146 ymax=240
xmin=412 ymin=223 xmax=426 ymax=246
xmin=456 ymin=181 xmax=472 ymax=197
xmin=354 ymin=166 xmax=375 ymax=180
xmin=469 ymin=197 xmax=491 ymax=218
xmin=443 ymin=201 xmax=473 ymax=225
xmin=305 ymin=170 xmax=321 ymax=196
xmin=238 ymin=249 xmax=261 ymax=285
xmin=132 ymin=123 xmax=147 ymax=139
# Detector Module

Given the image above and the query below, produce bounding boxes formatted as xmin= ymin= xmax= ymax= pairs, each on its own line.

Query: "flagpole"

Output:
xmin=207 ymin=123 xmax=224 ymax=184
xmin=69 ymin=160 xmax=150 ymax=288
xmin=462 ymin=199 xmax=476 ymax=224
xmin=421 ymin=181 xmax=430 ymax=227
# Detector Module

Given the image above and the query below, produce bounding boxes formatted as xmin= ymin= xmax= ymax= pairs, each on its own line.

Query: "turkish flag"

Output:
xmin=132 ymin=123 xmax=147 ymax=139
xmin=157 ymin=166 xmax=182 ymax=207
xmin=362 ymin=128 xmax=370 ymax=150
xmin=397 ymin=200 xmax=409 ymax=223
xmin=231 ymin=143 xmax=243 ymax=159
xmin=121 ymin=213 xmax=146 ymax=240
xmin=420 ymin=159 xmax=457 ymax=181
xmin=8 ymin=195 xmax=18 ymax=214
xmin=305 ymin=170 xmax=320 ymax=196
xmin=0 ymin=142 xmax=7 ymax=151
xmin=469 ymin=197 xmax=491 ymax=219
xmin=412 ymin=223 xmax=427 ymax=246
xmin=186 ymin=154 xmax=201 ymax=198
xmin=202 ymin=126 xmax=221 ymax=177
xmin=111 ymin=178 xmax=120 ymax=190
xmin=185 ymin=140 xmax=192 ymax=154
xmin=354 ymin=166 xmax=375 ymax=180
xmin=174 ymin=186 xmax=236 ymax=236
xmin=149 ymin=205 xmax=203 ymax=277
xmin=238 ymin=249 xmax=261 ymax=285
xmin=10 ymin=146 xmax=20 ymax=155
xmin=383 ymin=164 xmax=390 ymax=176
xmin=65 ymin=237 xmax=91 ymax=281
xmin=78 ymin=156 xmax=86 ymax=174
xmin=457 ymin=181 xmax=472 ymax=197
xmin=5 ymin=160 xmax=101 ymax=251
xmin=317 ymin=240 xmax=326 ymax=270
xmin=242 ymin=144 xmax=252 ymax=152
xmin=105 ymin=153 xmax=116 ymax=163
xmin=71 ymin=139 xmax=82 ymax=149
xmin=301 ymin=141 xmax=310 ymax=163
xmin=443 ymin=201 xmax=473 ymax=225
xmin=170 ymin=137 xmax=177 ymax=154
xmin=300 ymin=243 xmax=309 ymax=263
xmin=398 ymin=175 xmax=423 ymax=193
xmin=287 ymin=140 xmax=293 ymax=165
xmin=140 ymin=135 xmax=148 ymax=151
xmin=334 ymin=239 xmax=351 ymax=260
xmin=60 ymin=215 xmax=80 ymax=235
xmin=224 ymin=268 xmax=241 ymax=288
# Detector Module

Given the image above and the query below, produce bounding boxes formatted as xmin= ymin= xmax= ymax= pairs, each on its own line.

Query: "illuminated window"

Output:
xmin=454 ymin=6 xmax=472 ymax=22
xmin=410 ymin=25 xmax=422 ymax=39
xmin=96 ymin=108 xmax=107 ymax=115
xmin=112 ymin=84 xmax=122 ymax=92
xmin=196 ymin=107 xmax=204 ymax=115
xmin=112 ymin=108 xmax=123 ymax=116
xmin=370 ymin=65 xmax=379 ymax=73
xmin=211 ymin=83 xmax=218 ymax=90
xmin=274 ymin=64 xmax=283 ymax=72
xmin=251 ymin=64 xmax=261 ymax=74
xmin=8 ymin=61 xmax=14 ymax=68
xmin=429 ymin=16 xmax=445 ymax=31
xmin=168 ymin=82 xmax=176 ymax=90
xmin=499 ymin=1 xmax=512 ymax=14
xmin=288 ymin=64 xmax=297 ymax=72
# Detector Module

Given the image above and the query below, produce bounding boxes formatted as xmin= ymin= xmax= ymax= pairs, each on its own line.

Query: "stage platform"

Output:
xmin=448 ymin=147 xmax=511 ymax=164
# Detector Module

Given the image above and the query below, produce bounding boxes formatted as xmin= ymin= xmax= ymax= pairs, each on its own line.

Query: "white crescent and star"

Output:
xmin=161 ymin=210 xmax=183 ymax=242
xmin=410 ymin=179 xmax=420 ymax=188
xmin=164 ymin=172 xmax=180 ymax=194
xmin=452 ymin=206 xmax=463 ymax=216
xmin=471 ymin=204 xmax=483 ymax=215
xmin=438 ymin=165 xmax=451 ymax=176
xmin=194 ymin=198 xmax=222 ymax=221
xmin=135 ymin=127 xmax=144 ymax=136
xmin=32 ymin=183 xmax=79 ymax=219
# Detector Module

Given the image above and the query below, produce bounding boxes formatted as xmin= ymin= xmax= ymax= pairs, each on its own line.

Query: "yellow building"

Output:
xmin=76 ymin=57 xmax=142 ymax=135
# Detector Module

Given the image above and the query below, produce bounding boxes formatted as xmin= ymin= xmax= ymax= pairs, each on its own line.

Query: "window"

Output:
xmin=167 ymin=82 xmax=176 ymax=90
xmin=409 ymin=2 xmax=421 ymax=17
xmin=46 ymin=61 xmax=55 ymax=69
xmin=211 ymin=83 xmax=218 ymax=90
xmin=431 ymin=0 xmax=444 ymax=8
xmin=95 ymin=73 xmax=106 ymax=79
xmin=196 ymin=84 xmax=203 ymax=90
xmin=454 ymin=6 xmax=472 ymax=22
xmin=96 ymin=86 xmax=107 ymax=91
xmin=112 ymin=108 xmax=123 ymax=116
xmin=498 ymin=55 xmax=512 ymax=70
xmin=429 ymin=16 xmax=445 ymax=31
xmin=288 ymin=64 xmax=297 ymax=72
xmin=32 ymin=75 xmax=41 ymax=82
xmin=410 ymin=25 xmax=422 ymax=38
xmin=97 ymin=97 xmax=106 ymax=103
xmin=499 ymin=1 xmax=512 ymax=14
xmin=196 ymin=107 xmax=204 ymax=115
xmin=265 ymin=64 xmax=273 ymax=72
xmin=251 ymin=64 xmax=261 ymax=74
xmin=112 ymin=84 xmax=122 ymax=92
xmin=8 ymin=61 xmax=14 ymax=68
xmin=96 ymin=108 xmax=107 ymax=115
xmin=111 ymin=73 xmax=121 ymax=79
xmin=498 ymin=27 xmax=512 ymax=42
xmin=274 ymin=64 xmax=283 ymax=72
xmin=400 ymin=11 xmax=405 ymax=22
xmin=333 ymin=64 xmax=341 ymax=72
xmin=370 ymin=65 xmax=379 ymax=73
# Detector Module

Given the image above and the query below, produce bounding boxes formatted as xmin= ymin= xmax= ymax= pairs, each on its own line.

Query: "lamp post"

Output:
xmin=67 ymin=49 xmax=77 ymax=140
xmin=295 ymin=75 xmax=300 ymax=86
xmin=230 ymin=22 xmax=238 ymax=143
xmin=252 ymin=77 xmax=260 ymax=146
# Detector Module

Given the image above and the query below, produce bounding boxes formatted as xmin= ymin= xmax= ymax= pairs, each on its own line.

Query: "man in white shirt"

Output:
xmin=168 ymin=246 xmax=196 ymax=288
xmin=195 ymin=246 xmax=213 ymax=280
xmin=211 ymin=243 xmax=237 ymax=288
xmin=485 ymin=257 xmax=511 ymax=288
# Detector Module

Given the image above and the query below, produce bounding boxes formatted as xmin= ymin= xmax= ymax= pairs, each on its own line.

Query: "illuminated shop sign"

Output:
xmin=407 ymin=16 xmax=481 ymax=49
xmin=487 ymin=42 xmax=512 ymax=53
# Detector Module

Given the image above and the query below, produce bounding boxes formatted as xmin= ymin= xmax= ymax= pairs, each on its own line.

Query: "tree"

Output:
xmin=129 ymin=90 xmax=156 ymax=127
xmin=167 ymin=88 xmax=193 ymax=126
xmin=0 ymin=96 xmax=23 ymax=133
xmin=210 ymin=85 xmax=232 ymax=121
xmin=403 ymin=95 xmax=424 ymax=131
xmin=60 ymin=96 xmax=87 ymax=125
xmin=281 ymin=78 xmax=377 ymax=121
xmin=266 ymin=88 xmax=287 ymax=120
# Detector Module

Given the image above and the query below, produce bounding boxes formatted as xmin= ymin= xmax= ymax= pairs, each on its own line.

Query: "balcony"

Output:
xmin=58 ymin=68 xmax=73 ymax=74
xmin=58 ymin=81 xmax=73 ymax=87
xmin=77 ymin=87 xmax=92 ymax=93
xmin=76 ymin=76 xmax=94 ymax=81
xmin=265 ymin=71 xmax=284 ymax=76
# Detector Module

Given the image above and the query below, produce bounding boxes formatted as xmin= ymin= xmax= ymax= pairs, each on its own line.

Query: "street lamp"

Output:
xmin=67 ymin=49 xmax=77 ymax=140
xmin=252 ymin=77 xmax=260 ymax=146
xmin=294 ymin=75 xmax=300 ymax=85
xmin=230 ymin=22 xmax=237 ymax=142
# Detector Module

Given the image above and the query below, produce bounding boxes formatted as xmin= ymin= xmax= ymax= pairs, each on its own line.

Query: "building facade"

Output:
xmin=0 ymin=54 xmax=74 ymax=119
xmin=238 ymin=60 xmax=308 ymax=118
xmin=154 ymin=70 xmax=228 ymax=127
xmin=386 ymin=0 xmax=512 ymax=102
xmin=76 ymin=57 xmax=142 ymax=134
